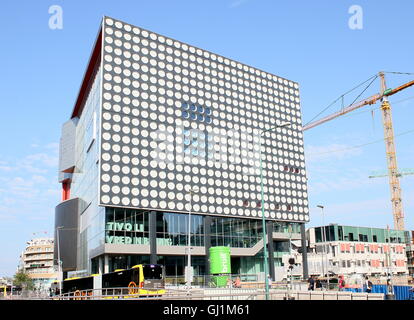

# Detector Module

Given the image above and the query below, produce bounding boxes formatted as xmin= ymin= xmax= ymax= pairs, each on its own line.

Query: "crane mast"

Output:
xmin=379 ymin=72 xmax=405 ymax=230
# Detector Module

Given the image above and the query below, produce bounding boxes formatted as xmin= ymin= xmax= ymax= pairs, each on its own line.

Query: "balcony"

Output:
xmin=24 ymin=255 xmax=54 ymax=262
xmin=272 ymin=232 xmax=301 ymax=241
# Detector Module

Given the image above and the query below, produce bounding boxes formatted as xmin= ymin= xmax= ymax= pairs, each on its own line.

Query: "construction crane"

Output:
xmin=303 ymin=72 xmax=414 ymax=231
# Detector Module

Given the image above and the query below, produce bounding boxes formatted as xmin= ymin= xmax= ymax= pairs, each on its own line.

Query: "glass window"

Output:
xmin=143 ymin=265 xmax=163 ymax=279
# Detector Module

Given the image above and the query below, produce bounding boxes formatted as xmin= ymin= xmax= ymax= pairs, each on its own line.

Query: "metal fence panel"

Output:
xmin=372 ymin=285 xmax=387 ymax=294
xmin=393 ymin=286 xmax=411 ymax=300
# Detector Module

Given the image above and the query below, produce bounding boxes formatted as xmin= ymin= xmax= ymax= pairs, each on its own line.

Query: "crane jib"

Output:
xmin=302 ymin=75 xmax=414 ymax=230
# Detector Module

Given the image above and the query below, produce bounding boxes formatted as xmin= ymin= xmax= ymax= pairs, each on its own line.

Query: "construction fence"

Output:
xmin=344 ymin=285 xmax=414 ymax=300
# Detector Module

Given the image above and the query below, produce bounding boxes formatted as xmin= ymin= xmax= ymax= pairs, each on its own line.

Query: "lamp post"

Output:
xmin=259 ymin=121 xmax=291 ymax=300
xmin=287 ymin=223 xmax=293 ymax=297
xmin=56 ymin=226 xmax=63 ymax=294
xmin=186 ymin=187 xmax=199 ymax=291
xmin=386 ymin=225 xmax=394 ymax=295
xmin=317 ymin=205 xmax=329 ymax=290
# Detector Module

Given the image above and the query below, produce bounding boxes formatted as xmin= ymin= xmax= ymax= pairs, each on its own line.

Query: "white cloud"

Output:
xmin=0 ymin=142 xmax=60 ymax=224
xmin=0 ymin=165 xmax=13 ymax=172
xmin=45 ymin=142 xmax=59 ymax=151
xmin=307 ymin=172 xmax=383 ymax=195
xmin=308 ymin=197 xmax=392 ymax=227
xmin=23 ymin=153 xmax=58 ymax=168
xmin=31 ymin=175 xmax=48 ymax=184
xmin=0 ymin=142 xmax=59 ymax=175
xmin=305 ymin=143 xmax=363 ymax=163
xmin=229 ymin=0 xmax=249 ymax=8
xmin=308 ymin=186 xmax=414 ymax=230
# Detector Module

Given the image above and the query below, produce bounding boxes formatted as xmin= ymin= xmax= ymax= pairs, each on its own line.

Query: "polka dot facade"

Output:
xmin=99 ymin=17 xmax=310 ymax=223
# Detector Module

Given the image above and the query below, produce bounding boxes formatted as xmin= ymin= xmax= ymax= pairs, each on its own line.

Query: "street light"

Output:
xmin=386 ymin=226 xmax=394 ymax=295
xmin=316 ymin=205 xmax=330 ymax=290
xmin=259 ymin=121 xmax=291 ymax=300
xmin=186 ymin=187 xmax=199 ymax=291
xmin=56 ymin=226 xmax=64 ymax=294
xmin=287 ymin=223 xmax=293 ymax=298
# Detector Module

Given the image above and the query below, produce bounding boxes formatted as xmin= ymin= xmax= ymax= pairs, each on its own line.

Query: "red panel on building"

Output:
xmin=370 ymin=260 xmax=380 ymax=268
xmin=62 ymin=182 xmax=71 ymax=201
xmin=396 ymin=260 xmax=405 ymax=267
xmin=356 ymin=243 xmax=365 ymax=252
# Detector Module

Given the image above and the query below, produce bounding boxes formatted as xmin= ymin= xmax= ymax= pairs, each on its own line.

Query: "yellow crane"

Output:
xmin=303 ymin=72 xmax=414 ymax=230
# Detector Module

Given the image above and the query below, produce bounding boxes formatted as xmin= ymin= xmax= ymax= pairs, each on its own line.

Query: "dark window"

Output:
xmin=338 ymin=227 xmax=343 ymax=241
xmin=327 ymin=226 xmax=335 ymax=241
xmin=143 ymin=265 xmax=163 ymax=280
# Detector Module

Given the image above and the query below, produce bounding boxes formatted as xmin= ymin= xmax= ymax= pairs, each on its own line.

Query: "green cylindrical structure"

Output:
xmin=209 ymin=246 xmax=231 ymax=288
xmin=210 ymin=246 xmax=231 ymax=274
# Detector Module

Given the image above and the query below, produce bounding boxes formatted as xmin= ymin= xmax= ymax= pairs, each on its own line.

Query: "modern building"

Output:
xmin=55 ymin=16 xmax=310 ymax=283
xmin=19 ymin=238 xmax=57 ymax=291
xmin=406 ymin=231 xmax=414 ymax=277
xmin=306 ymin=225 xmax=410 ymax=277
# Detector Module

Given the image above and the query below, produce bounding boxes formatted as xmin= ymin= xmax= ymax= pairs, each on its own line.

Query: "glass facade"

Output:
xmin=105 ymin=208 xmax=150 ymax=245
xmin=157 ymin=212 xmax=204 ymax=247
xmin=71 ymin=66 xmax=101 ymax=204
xmin=98 ymin=207 xmax=302 ymax=276
xmin=157 ymin=255 xmax=206 ymax=277
xmin=273 ymin=221 xmax=301 ymax=234
xmin=104 ymin=208 xmax=206 ymax=246
xmin=315 ymin=225 xmax=410 ymax=244
xmin=103 ymin=208 xmax=298 ymax=249
xmin=70 ymin=66 xmax=103 ymax=271
xmin=210 ymin=217 xmax=262 ymax=248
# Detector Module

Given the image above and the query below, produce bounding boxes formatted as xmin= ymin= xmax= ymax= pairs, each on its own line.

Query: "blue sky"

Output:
xmin=0 ymin=0 xmax=413 ymax=277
